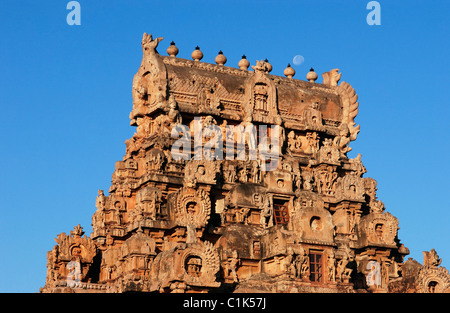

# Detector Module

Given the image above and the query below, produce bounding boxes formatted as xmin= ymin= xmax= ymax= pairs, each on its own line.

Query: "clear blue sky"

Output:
xmin=0 ymin=1 xmax=449 ymax=292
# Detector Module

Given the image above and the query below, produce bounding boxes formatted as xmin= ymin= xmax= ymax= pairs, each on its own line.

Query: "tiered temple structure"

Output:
xmin=40 ymin=33 xmax=450 ymax=293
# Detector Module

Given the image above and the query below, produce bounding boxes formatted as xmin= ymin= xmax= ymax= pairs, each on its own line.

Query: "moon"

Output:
xmin=293 ymin=55 xmax=304 ymax=66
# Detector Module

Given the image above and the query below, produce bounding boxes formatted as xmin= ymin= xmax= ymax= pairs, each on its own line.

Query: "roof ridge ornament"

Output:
xmin=141 ymin=33 xmax=164 ymax=55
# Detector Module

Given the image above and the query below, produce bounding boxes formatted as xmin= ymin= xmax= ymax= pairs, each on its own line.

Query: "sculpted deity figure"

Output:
xmin=259 ymin=193 xmax=274 ymax=228
xmin=225 ymin=250 xmax=240 ymax=282
xmin=294 ymin=247 xmax=309 ymax=280
xmin=333 ymin=123 xmax=352 ymax=155
xmin=327 ymin=251 xmax=336 ymax=283
xmin=336 ymin=247 xmax=353 ymax=283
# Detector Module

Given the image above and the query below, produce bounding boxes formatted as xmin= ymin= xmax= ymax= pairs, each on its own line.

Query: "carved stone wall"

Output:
xmin=40 ymin=33 xmax=448 ymax=293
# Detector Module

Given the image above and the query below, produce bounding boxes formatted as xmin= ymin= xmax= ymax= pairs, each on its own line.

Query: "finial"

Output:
xmin=167 ymin=41 xmax=179 ymax=57
xmin=306 ymin=67 xmax=318 ymax=83
xmin=264 ymin=59 xmax=272 ymax=73
xmin=284 ymin=63 xmax=295 ymax=79
xmin=215 ymin=50 xmax=227 ymax=66
xmin=238 ymin=55 xmax=250 ymax=70
xmin=191 ymin=46 xmax=203 ymax=61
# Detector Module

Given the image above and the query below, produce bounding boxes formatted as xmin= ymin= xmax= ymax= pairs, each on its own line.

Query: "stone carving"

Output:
xmin=184 ymin=160 xmax=220 ymax=187
xmin=130 ymin=33 xmax=167 ymax=124
xmin=242 ymin=60 xmax=280 ymax=124
xmin=224 ymin=250 xmax=241 ymax=282
xmin=305 ymin=132 xmax=320 ymax=154
xmin=43 ymin=225 xmax=97 ymax=291
xmin=327 ymin=251 xmax=336 ymax=283
xmin=258 ymin=193 xmax=274 ymax=228
xmin=349 ymin=153 xmax=367 ymax=177
xmin=43 ymin=33 xmax=442 ymax=294
xmin=333 ymin=123 xmax=352 ymax=155
xmin=334 ymin=173 xmax=365 ymax=202
xmin=314 ymin=165 xmax=338 ymax=197
xmin=358 ymin=211 xmax=399 ymax=246
xmin=135 ymin=187 xmax=163 ymax=220
xmin=423 ymin=249 xmax=442 ymax=268
xmin=336 ymin=245 xmax=353 ymax=283
xmin=175 ymin=187 xmax=211 ymax=228
xmin=287 ymin=130 xmax=303 ymax=154
xmin=415 ymin=250 xmax=450 ymax=293
xmin=322 ymin=69 xmax=342 ymax=87
xmin=336 ymin=81 xmax=360 ymax=142
xmin=293 ymin=247 xmax=310 ymax=281
xmin=317 ymin=138 xmax=340 ymax=164
xmin=302 ymin=101 xmax=324 ymax=130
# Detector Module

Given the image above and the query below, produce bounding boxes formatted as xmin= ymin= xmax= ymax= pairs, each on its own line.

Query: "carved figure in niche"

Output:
xmin=306 ymin=132 xmax=319 ymax=154
xmin=145 ymin=149 xmax=165 ymax=172
xmin=206 ymin=86 xmax=221 ymax=110
xmin=238 ymin=165 xmax=249 ymax=183
xmin=186 ymin=202 xmax=198 ymax=215
xmin=302 ymin=101 xmax=323 ymax=128
xmin=310 ymin=216 xmax=322 ymax=231
xmin=235 ymin=207 xmax=250 ymax=225
xmin=135 ymin=187 xmax=163 ymax=220
xmin=251 ymin=161 xmax=261 ymax=184
xmin=302 ymin=170 xmax=315 ymax=192
xmin=184 ymin=160 xmax=219 ymax=187
xmin=336 ymin=247 xmax=353 ymax=283
xmin=167 ymin=95 xmax=182 ymax=125
xmin=287 ymin=131 xmax=303 ymax=154
xmin=335 ymin=173 xmax=365 ymax=201
xmin=259 ymin=193 xmax=273 ymax=228
xmin=294 ymin=247 xmax=309 ymax=280
xmin=185 ymin=256 xmax=202 ymax=278
xmin=293 ymin=169 xmax=302 ymax=191
xmin=274 ymin=116 xmax=286 ymax=153
xmin=327 ymin=251 xmax=336 ymax=283
xmin=93 ymin=190 xmax=107 ymax=230
xmin=96 ymin=190 xmax=108 ymax=211
xmin=254 ymin=83 xmax=268 ymax=112
xmin=283 ymin=247 xmax=296 ymax=276
xmin=225 ymin=250 xmax=240 ymax=282
xmin=375 ymin=224 xmax=384 ymax=242
xmin=314 ymin=166 xmax=338 ymax=196
xmin=252 ymin=241 xmax=261 ymax=258
xmin=333 ymin=123 xmax=352 ymax=155
xmin=318 ymin=138 xmax=340 ymax=164
xmin=225 ymin=164 xmax=237 ymax=183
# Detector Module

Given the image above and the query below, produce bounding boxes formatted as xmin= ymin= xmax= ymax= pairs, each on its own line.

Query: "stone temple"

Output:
xmin=40 ymin=33 xmax=450 ymax=293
